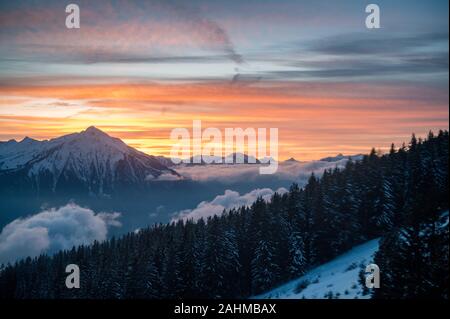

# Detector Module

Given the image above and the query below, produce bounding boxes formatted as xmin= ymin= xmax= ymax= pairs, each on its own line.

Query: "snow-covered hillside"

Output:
xmin=254 ymin=239 xmax=380 ymax=299
xmin=0 ymin=126 xmax=179 ymax=193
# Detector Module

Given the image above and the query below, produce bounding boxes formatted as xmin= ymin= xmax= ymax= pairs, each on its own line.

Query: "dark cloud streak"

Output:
xmin=306 ymin=32 xmax=449 ymax=56
xmin=257 ymin=32 xmax=449 ymax=81
xmin=160 ymin=0 xmax=244 ymax=64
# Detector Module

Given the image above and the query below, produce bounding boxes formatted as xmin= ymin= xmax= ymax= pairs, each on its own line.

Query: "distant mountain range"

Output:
xmin=319 ymin=153 xmax=364 ymax=162
xmin=0 ymin=126 xmax=179 ymax=195
xmin=183 ymin=153 xmax=261 ymax=165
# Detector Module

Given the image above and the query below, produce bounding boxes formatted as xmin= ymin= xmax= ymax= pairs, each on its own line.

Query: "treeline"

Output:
xmin=373 ymin=131 xmax=449 ymax=298
xmin=0 ymin=131 xmax=448 ymax=299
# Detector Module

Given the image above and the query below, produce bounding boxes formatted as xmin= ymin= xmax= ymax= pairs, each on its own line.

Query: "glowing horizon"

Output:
xmin=0 ymin=81 xmax=447 ymax=161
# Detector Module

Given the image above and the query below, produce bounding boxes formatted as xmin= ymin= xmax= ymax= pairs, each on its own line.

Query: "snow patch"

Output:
xmin=253 ymin=239 xmax=380 ymax=299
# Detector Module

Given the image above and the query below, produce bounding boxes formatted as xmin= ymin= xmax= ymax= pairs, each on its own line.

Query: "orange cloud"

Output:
xmin=0 ymin=81 xmax=448 ymax=160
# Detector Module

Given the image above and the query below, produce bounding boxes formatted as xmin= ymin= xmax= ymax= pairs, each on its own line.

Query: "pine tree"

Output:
xmin=251 ymin=239 xmax=279 ymax=294
xmin=204 ymin=216 xmax=241 ymax=298
xmin=287 ymin=231 xmax=306 ymax=277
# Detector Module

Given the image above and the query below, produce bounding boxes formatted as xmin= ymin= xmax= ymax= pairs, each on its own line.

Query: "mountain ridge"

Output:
xmin=0 ymin=126 xmax=180 ymax=195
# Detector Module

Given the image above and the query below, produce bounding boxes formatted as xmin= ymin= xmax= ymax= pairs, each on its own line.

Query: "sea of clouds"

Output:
xmin=172 ymin=187 xmax=288 ymax=222
xmin=174 ymin=159 xmax=352 ymax=183
xmin=0 ymin=203 xmax=121 ymax=264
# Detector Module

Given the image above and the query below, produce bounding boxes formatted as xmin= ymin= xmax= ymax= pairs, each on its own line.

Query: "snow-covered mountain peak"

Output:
xmin=51 ymin=126 xmax=130 ymax=155
xmin=21 ymin=136 xmax=38 ymax=143
xmin=84 ymin=125 xmax=103 ymax=134
xmin=319 ymin=153 xmax=364 ymax=162
xmin=285 ymin=157 xmax=299 ymax=163
xmin=0 ymin=127 xmax=180 ymax=194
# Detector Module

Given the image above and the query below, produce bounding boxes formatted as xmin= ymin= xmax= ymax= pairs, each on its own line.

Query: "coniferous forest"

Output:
xmin=0 ymin=131 xmax=448 ymax=299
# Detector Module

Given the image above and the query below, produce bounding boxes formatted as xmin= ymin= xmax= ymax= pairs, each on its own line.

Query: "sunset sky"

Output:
xmin=0 ymin=0 xmax=448 ymax=160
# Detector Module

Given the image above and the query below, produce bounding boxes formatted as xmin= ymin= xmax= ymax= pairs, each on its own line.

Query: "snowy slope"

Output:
xmin=0 ymin=126 xmax=180 ymax=193
xmin=254 ymin=239 xmax=380 ymax=299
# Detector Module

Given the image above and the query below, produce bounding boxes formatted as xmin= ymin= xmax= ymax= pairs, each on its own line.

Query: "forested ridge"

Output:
xmin=0 ymin=131 xmax=448 ymax=299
